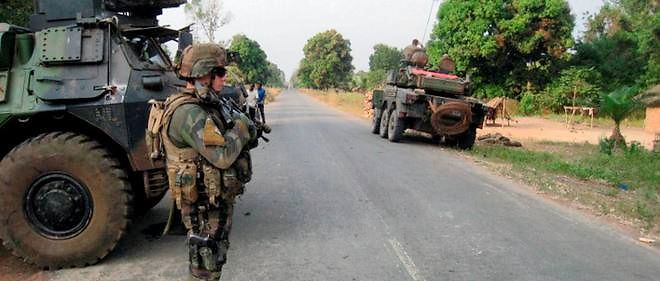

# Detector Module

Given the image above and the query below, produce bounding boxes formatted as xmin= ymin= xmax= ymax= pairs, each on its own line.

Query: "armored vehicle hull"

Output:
xmin=0 ymin=0 xmax=188 ymax=269
xmin=371 ymin=66 xmax=488 ymax=149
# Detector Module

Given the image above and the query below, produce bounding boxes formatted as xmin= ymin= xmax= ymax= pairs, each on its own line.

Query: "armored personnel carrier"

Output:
xmin=371 ymin=54 xmax=488 ymax=149
xmin=0 ymin=0 xmax=192 ymax=268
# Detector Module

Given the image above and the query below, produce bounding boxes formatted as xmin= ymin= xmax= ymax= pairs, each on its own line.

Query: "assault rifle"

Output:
xmin=197 ymin=89 xmax=271 ymax=144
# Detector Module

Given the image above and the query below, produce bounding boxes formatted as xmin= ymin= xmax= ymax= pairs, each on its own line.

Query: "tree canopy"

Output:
xmin=0 ymin=0 xmax=33 ymax=27
xmin=297 ymin=29 xmax=354 ymax=90
xmin=266 ymin=62 xmax=286 ymax=87
xmin=229 ymin=34 xmax=269 ymax=84
xmin=427 ymin=0 xmax=575 ymax=98
xmin=575 ymin=0 xmax=658 ymax=91
xmin=368 ymin=44 xmax=402 ymax=72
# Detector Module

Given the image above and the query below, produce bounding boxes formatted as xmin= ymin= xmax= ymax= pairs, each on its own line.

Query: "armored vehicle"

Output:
xmin=371 ymin=56 xmax=488 ymax=149
xmin=0 ymin=0 xmax=192 ymax=268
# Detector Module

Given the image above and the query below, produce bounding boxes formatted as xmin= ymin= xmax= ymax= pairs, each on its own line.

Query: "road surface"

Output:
xmin=13 ymin=89 xmax=660 ymax=280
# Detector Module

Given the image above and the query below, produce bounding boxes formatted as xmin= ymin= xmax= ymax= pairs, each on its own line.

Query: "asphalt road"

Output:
xmin=42 ymin=89 xmax=660 ymax=281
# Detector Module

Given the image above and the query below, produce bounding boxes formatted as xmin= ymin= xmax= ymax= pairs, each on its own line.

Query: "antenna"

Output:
xmin=422 ymin=0 xmax=439 ymax=44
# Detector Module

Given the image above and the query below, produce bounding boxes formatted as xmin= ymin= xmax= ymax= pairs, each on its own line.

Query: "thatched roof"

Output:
xmin=639 ymin=84 xmax=660 ymax=107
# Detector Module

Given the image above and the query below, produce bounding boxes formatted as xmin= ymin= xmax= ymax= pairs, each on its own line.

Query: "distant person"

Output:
xmin=256 ymin=83 xmax=267 ymax=123
xmin=246 ymin=84 xmax=258 ymax=120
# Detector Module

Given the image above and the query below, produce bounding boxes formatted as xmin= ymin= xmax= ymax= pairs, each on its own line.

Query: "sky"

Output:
xmin=159 ymin=0 xmax=606 ymax=80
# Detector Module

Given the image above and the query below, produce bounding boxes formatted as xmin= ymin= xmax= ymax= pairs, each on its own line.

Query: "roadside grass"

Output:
xmin=468 ymin=142 xmax=659 ymax=233
xmin=300 ymin=89 xmax=367 ymax=118
xmin=265 ymin=87 xmax=283 ymax=104
xmin=539 ymin=113 xmax=645 ymax=128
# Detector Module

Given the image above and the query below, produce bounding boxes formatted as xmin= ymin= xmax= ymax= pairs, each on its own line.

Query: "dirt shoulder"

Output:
xmin=481 ymin=116 xmax=653 ymax=149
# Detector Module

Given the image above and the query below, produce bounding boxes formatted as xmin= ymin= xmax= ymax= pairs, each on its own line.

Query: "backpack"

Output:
xmin=145 ymin=94 xmax=199 ymax=160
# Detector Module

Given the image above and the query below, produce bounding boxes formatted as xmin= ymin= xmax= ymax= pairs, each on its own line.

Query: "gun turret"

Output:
xmin=30 ymin=0 xmax=186 ymax=30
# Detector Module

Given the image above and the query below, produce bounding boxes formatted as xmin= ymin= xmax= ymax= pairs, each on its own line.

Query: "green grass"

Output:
xmin=469 ymin=142 xmax=659 ymax=228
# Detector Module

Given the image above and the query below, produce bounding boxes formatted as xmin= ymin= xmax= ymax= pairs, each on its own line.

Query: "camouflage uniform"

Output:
xmin=148 ymin=44 xmax=255 ymax=281
xmin=403 ymin=39 xmax=427 ymax=67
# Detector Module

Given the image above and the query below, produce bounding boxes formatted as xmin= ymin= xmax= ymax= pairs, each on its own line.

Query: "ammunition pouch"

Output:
xmin=167 ymin=162 xmax=198 ymax=209
xmin=221 ymin=168 xmax=244 ymax=200
xmin=203 ymin=164 xmax=222 ymax=206
xmin=234 ymin=152 xmax=252 ymax=183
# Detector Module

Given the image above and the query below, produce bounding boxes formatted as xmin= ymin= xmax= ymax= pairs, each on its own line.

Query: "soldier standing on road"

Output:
xmin=256 ymin=83 xmax=267 ymax=123
xmin=147 ymin=43 xmax=258 ymax=281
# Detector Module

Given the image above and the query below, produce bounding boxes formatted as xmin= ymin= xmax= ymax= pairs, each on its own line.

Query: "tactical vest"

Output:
xmin=146 ymin=91 xmax=247 ymax=212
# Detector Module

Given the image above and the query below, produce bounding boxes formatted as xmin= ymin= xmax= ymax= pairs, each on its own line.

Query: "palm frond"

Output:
xmin=600 ymin=86 xmax=642 ymax=123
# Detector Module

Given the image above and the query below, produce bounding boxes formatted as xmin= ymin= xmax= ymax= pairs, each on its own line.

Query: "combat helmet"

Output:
xmin=178 ymin=43 xmax=227 ymax=79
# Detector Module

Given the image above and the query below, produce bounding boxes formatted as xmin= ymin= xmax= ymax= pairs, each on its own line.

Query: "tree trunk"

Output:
xmin=609 ymin=122 xmax=626 ymax=150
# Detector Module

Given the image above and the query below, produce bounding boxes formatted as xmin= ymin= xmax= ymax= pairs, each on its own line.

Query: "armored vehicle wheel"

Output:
xmin=371 ymin=108 xmax=382 ymax=134
xmin=431 ymin=134 xmax=442 ymax=144
xmin=379 ymin=109 xmax=390 ymax=139
xmin=387 ymin=110 xmax=405 ymax=142
xmin=448 ymin=127 xmax=477 ymax=150
xmin=0 ymin=132 xmax=133 ymax=269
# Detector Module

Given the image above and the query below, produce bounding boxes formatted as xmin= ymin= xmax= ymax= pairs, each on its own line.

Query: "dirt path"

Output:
xmin=480 ymin=117 xmax=652 ymax=147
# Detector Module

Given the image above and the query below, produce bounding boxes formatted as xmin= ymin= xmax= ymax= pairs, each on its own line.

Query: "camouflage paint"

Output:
xmin=373 ymin=67 xmax=488 ymax=137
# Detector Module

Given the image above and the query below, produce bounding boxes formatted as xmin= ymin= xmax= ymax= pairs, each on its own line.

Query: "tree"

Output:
xmin=351 ymin=69 xmax=387 ymax=92
xmin=369 ymin=44 xmax=402 ymax=72
xmin=184 ymin=0 xmax=231 ymax=43
xmin=297 ymin=29 xmax=354 ymax=90
xmin=228 ymin=34 xmax=269 ymax=84
xmin=544 ymin=66 xmax=602 ymax=110
xmin=576 ymin=1 xmax=658 ymax=91
xmin=427 ymin=0 xmax=575 ymax=98
xmin=600 ymin=86 xmax=641 ymax=148
xmin=0 ymin=0 xmax=33 ymax=27
xmin=266 ymin=61 xmax=286 ymax=87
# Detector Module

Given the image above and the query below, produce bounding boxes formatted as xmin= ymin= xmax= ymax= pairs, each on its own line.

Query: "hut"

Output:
xmin=640 ymin=85 xmax=660 ymax=151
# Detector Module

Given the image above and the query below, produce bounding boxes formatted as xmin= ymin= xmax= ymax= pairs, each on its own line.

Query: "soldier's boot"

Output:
xmin=188 ymin=235 xmax=228 ymax=281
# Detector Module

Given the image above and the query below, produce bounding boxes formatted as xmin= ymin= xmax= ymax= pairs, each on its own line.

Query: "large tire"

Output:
xmin=387 ymin=110 xmax=405 ymax=142
xmin=452 ymin=127 xmax=477 ymax=150
xmin=379 ymin=109 xmax=390 ymax=139
xmin=0 ymin=132 xmax=133 ymax=269
xmin=370 ymin=108 xmax=382 ymax=134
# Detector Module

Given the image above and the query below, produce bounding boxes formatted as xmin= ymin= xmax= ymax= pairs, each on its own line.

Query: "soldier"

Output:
xmin=403 ymin=38 xmax=424 ymax=61
xmin=147 ymin=43 xmax=257 ymax=281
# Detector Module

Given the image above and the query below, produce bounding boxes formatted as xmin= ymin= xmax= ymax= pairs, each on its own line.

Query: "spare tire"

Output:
xmin=0 ymin=132 xmax=133 ymax=269
xmin=431 ymin=102 xmax=472 ymax=136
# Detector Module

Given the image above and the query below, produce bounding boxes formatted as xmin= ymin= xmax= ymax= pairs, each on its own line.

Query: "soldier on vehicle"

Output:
xmin=403 ymin=38 xmax=424 ymax=61
xmin=148 ymin=43 xmax=257 ymax=280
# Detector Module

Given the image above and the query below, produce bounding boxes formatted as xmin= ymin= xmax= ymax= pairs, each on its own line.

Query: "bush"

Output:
xmin=599 ymin=137 xmax=615 ymax=155
xmin=474 ymin=84 xmax=507 ymax=100
xmin=518 ymin=91 xmax=538 ymax=115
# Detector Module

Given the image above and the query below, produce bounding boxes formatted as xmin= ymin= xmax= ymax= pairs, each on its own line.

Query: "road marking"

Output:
xmin=388 ymin=238 xmax=427 ymax=281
